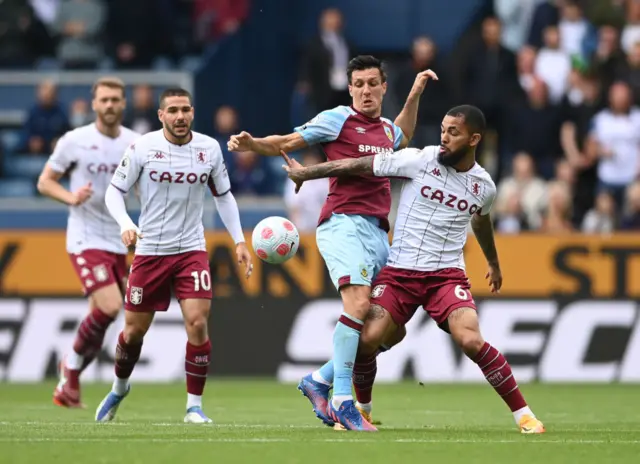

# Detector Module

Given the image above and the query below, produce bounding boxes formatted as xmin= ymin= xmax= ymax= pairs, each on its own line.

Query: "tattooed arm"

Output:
xmin=471 ymin=212 xmax=502 ymax=293
xmin=286 ymin=156 xmax=375 ymax=184
xmin=471 ymin=213 xmax=499 ymax=266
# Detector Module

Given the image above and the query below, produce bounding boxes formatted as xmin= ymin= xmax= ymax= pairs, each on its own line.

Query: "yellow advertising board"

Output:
xmin=1 ymin=231 xmax=639 ymax=298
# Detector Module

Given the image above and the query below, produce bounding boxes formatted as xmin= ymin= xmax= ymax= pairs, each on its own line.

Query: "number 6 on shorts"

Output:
xmin=191 ymin=270 xmax=211 ymax=292
xmin=454 ymin=284 xmax=468 ymax=300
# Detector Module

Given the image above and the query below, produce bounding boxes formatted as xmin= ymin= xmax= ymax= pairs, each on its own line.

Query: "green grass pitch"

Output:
xmin=0 ymin=381 xmax=638 ymax=463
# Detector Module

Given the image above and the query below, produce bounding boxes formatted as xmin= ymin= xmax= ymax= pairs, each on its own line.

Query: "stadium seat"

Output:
xmin=35 ymin=58 xmax=61 ymax=71
xmin=3 ymin=154 xmax=48 ymax=179
xmin=0 ymin=130 xmax=21 ymax=153
xmin=152 ymin=56 xmax=174 ymax=70
xmin=0 ymin=179 xmax=35 ymax=197
xmin=180 ymin=56 xmax=203 ymax=73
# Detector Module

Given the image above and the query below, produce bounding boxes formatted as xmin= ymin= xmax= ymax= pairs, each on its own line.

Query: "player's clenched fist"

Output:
xmin=121 ymin=228 xmax=142 ymax=247
xmin=235 ymin=242 xmax=253 ymax=279
xmin=70 ymin=182 xmax=93 ymax=206
xmin=227 ymin=131 xmax=255 ymax=152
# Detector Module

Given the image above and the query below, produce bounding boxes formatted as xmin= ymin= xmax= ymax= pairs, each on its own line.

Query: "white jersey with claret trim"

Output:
xmin=110 ymin=130 xmax=230 ymax=256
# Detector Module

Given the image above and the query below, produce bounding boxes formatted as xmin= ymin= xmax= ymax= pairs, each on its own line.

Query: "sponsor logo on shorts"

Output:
xmin=130 ymin=286 xmax=143 ymax=305
xmin=93 ymin=264 xmax=108 ymax=283
xmin=371 ymin=285 xmax=386 ymax=298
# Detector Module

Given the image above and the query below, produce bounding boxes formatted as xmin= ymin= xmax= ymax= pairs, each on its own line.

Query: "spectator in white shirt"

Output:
xmin=585 ymin=81 xmax=640 ymax=210
xmin=535 ymin=25 xmax=571 ymax=103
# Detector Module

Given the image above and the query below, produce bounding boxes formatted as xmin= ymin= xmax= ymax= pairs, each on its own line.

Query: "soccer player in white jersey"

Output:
xmin=96 ymin=88 xmax=253 ymax=424
xmin=285 ymin=105 xmax=545 ymax=434
xmin=37 ymin=77 xmax=139 ymax=409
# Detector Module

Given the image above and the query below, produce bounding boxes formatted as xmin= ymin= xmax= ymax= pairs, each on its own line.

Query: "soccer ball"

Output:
xmin=252 ymin=216 xmax=300 ymax=264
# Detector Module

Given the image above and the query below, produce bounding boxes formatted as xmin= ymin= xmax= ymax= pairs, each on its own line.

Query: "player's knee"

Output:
xmin=185 ymin=316 xmax=208 ymax=337
xmin=340 ymin=285 xmax=371 ymax=321
xmin=453 ymin=329 xmax=485 ymax=357
xmin=123 ymin=324 xmax=146 ymax=344
xmin=358 ymin=331 xmax=380 ymax=355
xmin=385 ymin=325 xmax=406 ymax=348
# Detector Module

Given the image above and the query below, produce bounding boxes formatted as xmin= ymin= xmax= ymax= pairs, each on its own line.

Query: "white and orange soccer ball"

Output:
xmin=252 ymin=216 xmax=300 ymax=264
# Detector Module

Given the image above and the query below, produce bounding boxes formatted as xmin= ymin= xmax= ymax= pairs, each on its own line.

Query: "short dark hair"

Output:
xmin=446 ymin=105 xmax=486 ymax=135
xmin=346 ymin=55 xmax=387 ymax=84
xmin=159 ymin=88 xmax=192 ymax=108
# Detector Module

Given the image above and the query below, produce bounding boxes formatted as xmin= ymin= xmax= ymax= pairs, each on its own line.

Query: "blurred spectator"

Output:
xmin=590 ymin=25 xmax=625 ymax=94
xmin=462 ymin=16 xmax=517 ymax=132
xmin=53 ymin=0 xmax=105 ymax=69
xmin=494 ymin=0 xmax=538 ymax=53
xmin=227 ymin=151 xmax=275 ymax=195
xmin=495 ymin=152 xmax=547 ymax=229
xmin=620 ymin=181 xmax=640 ymax=229
xmin=284 ymin=150 xmax=329 ymax=233
xmin=560 ymin=72 xmax=602 ymax=225
xmin=106 ymin=0 xmax=170 ymax=69
xmin=193 ymin=0 xmax=250 ymax=43
xmin=554 ymin=157 xmax=576 ymax=189
xmin=585 ymin=81 xmax=640 ymax=209
xmin=299 ymin=8 xmax=354 ymax=113
xmin=514 ymin=46 xmax=537 ymax=98
xmin=0 ymin=0 xmax=52 ymax=68
xmin=535 ymin=25 xmax=571 ymax=103
xmin=528 ymin=0 xmax=560 ymax=49
xmin=123 ymin=85 xmax=162 ymax=134
xmin=506 ymin=77 xmax=563 ymax=179
xmin=212 ymin=105 xmax=239 ymax=163
xmin=541 ymin=181 xmax=574 ymax=233
xmin=558 ymin=0 xmax=597 ymax=58
xmin=20 ymin=80 xmax=70 ymax=154
xmin=394 ymin=36 xmax=451 ymax=147
xmin=69 ymin=98 xmax=92 ymax=128
xmin=615 ymin=41 xmax=640 ymax=105
xmin=495 ymin=195 xmax=530 ymax=233
xmin=621 ymin=0 xmax=640 ymax=54
xmin=581 ymin=190 xmax=616 ymax=233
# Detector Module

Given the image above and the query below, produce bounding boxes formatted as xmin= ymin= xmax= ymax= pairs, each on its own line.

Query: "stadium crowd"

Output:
xmin=1 ymin=0 xmax=640 ymax=234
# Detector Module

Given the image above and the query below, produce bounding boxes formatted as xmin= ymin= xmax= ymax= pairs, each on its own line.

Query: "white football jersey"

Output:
xmin=110 ymin=130 xmax=230 ymax=256
xmin=373 ymin=146 xmax=496 ymax=272
xmin=48 ymin=123 xmax=139 ymax=254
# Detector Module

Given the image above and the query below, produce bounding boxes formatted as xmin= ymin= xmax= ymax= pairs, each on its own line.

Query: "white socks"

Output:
xmin=355 ymin=401 xmax=372 ymax=414
xmin=112 ymin=378 xmax=129 ymax=396
xmin=331 ymin=395 xmax=352 ymax=409
xmin=65 ymin=351 xmax=83 ymax=370
xmin=187 ymin=394 xmax=202 ymax=410
xmin=513 ymin=406 xmax=534 ymax=424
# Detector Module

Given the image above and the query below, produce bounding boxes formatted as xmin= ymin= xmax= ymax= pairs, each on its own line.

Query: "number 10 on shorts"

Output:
xmin=191 ymin=270 xmax=211 ymax=292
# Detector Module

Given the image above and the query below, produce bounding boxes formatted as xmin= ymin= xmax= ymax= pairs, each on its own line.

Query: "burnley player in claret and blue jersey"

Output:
xmin=228 ymin=55 xmax=438 ymax=431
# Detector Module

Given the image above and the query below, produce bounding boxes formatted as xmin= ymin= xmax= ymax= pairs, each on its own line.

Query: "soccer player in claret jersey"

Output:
xmin=96 ymin=88 xmax=253 ymax=424
xmin=37 ymin=77 xmax=139 ymax=408
xmin=285 ymin=105 xmax=545 ymax=434
xmin=229 ymin=55 xmax=437 ymax=431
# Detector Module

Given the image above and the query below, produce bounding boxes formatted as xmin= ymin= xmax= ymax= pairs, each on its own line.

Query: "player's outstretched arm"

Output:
xmin=393 ymin=70 xmax=438 ymax=148
xmin=470 ymin=212 xmax=502 ymax=293
xmin=213 ymin=191 xmax=253 ymax=278
xmin=285 ymin=156 xmax=375 ymax=183
xmin=227 ymin=131 xmax=307 ymax=156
